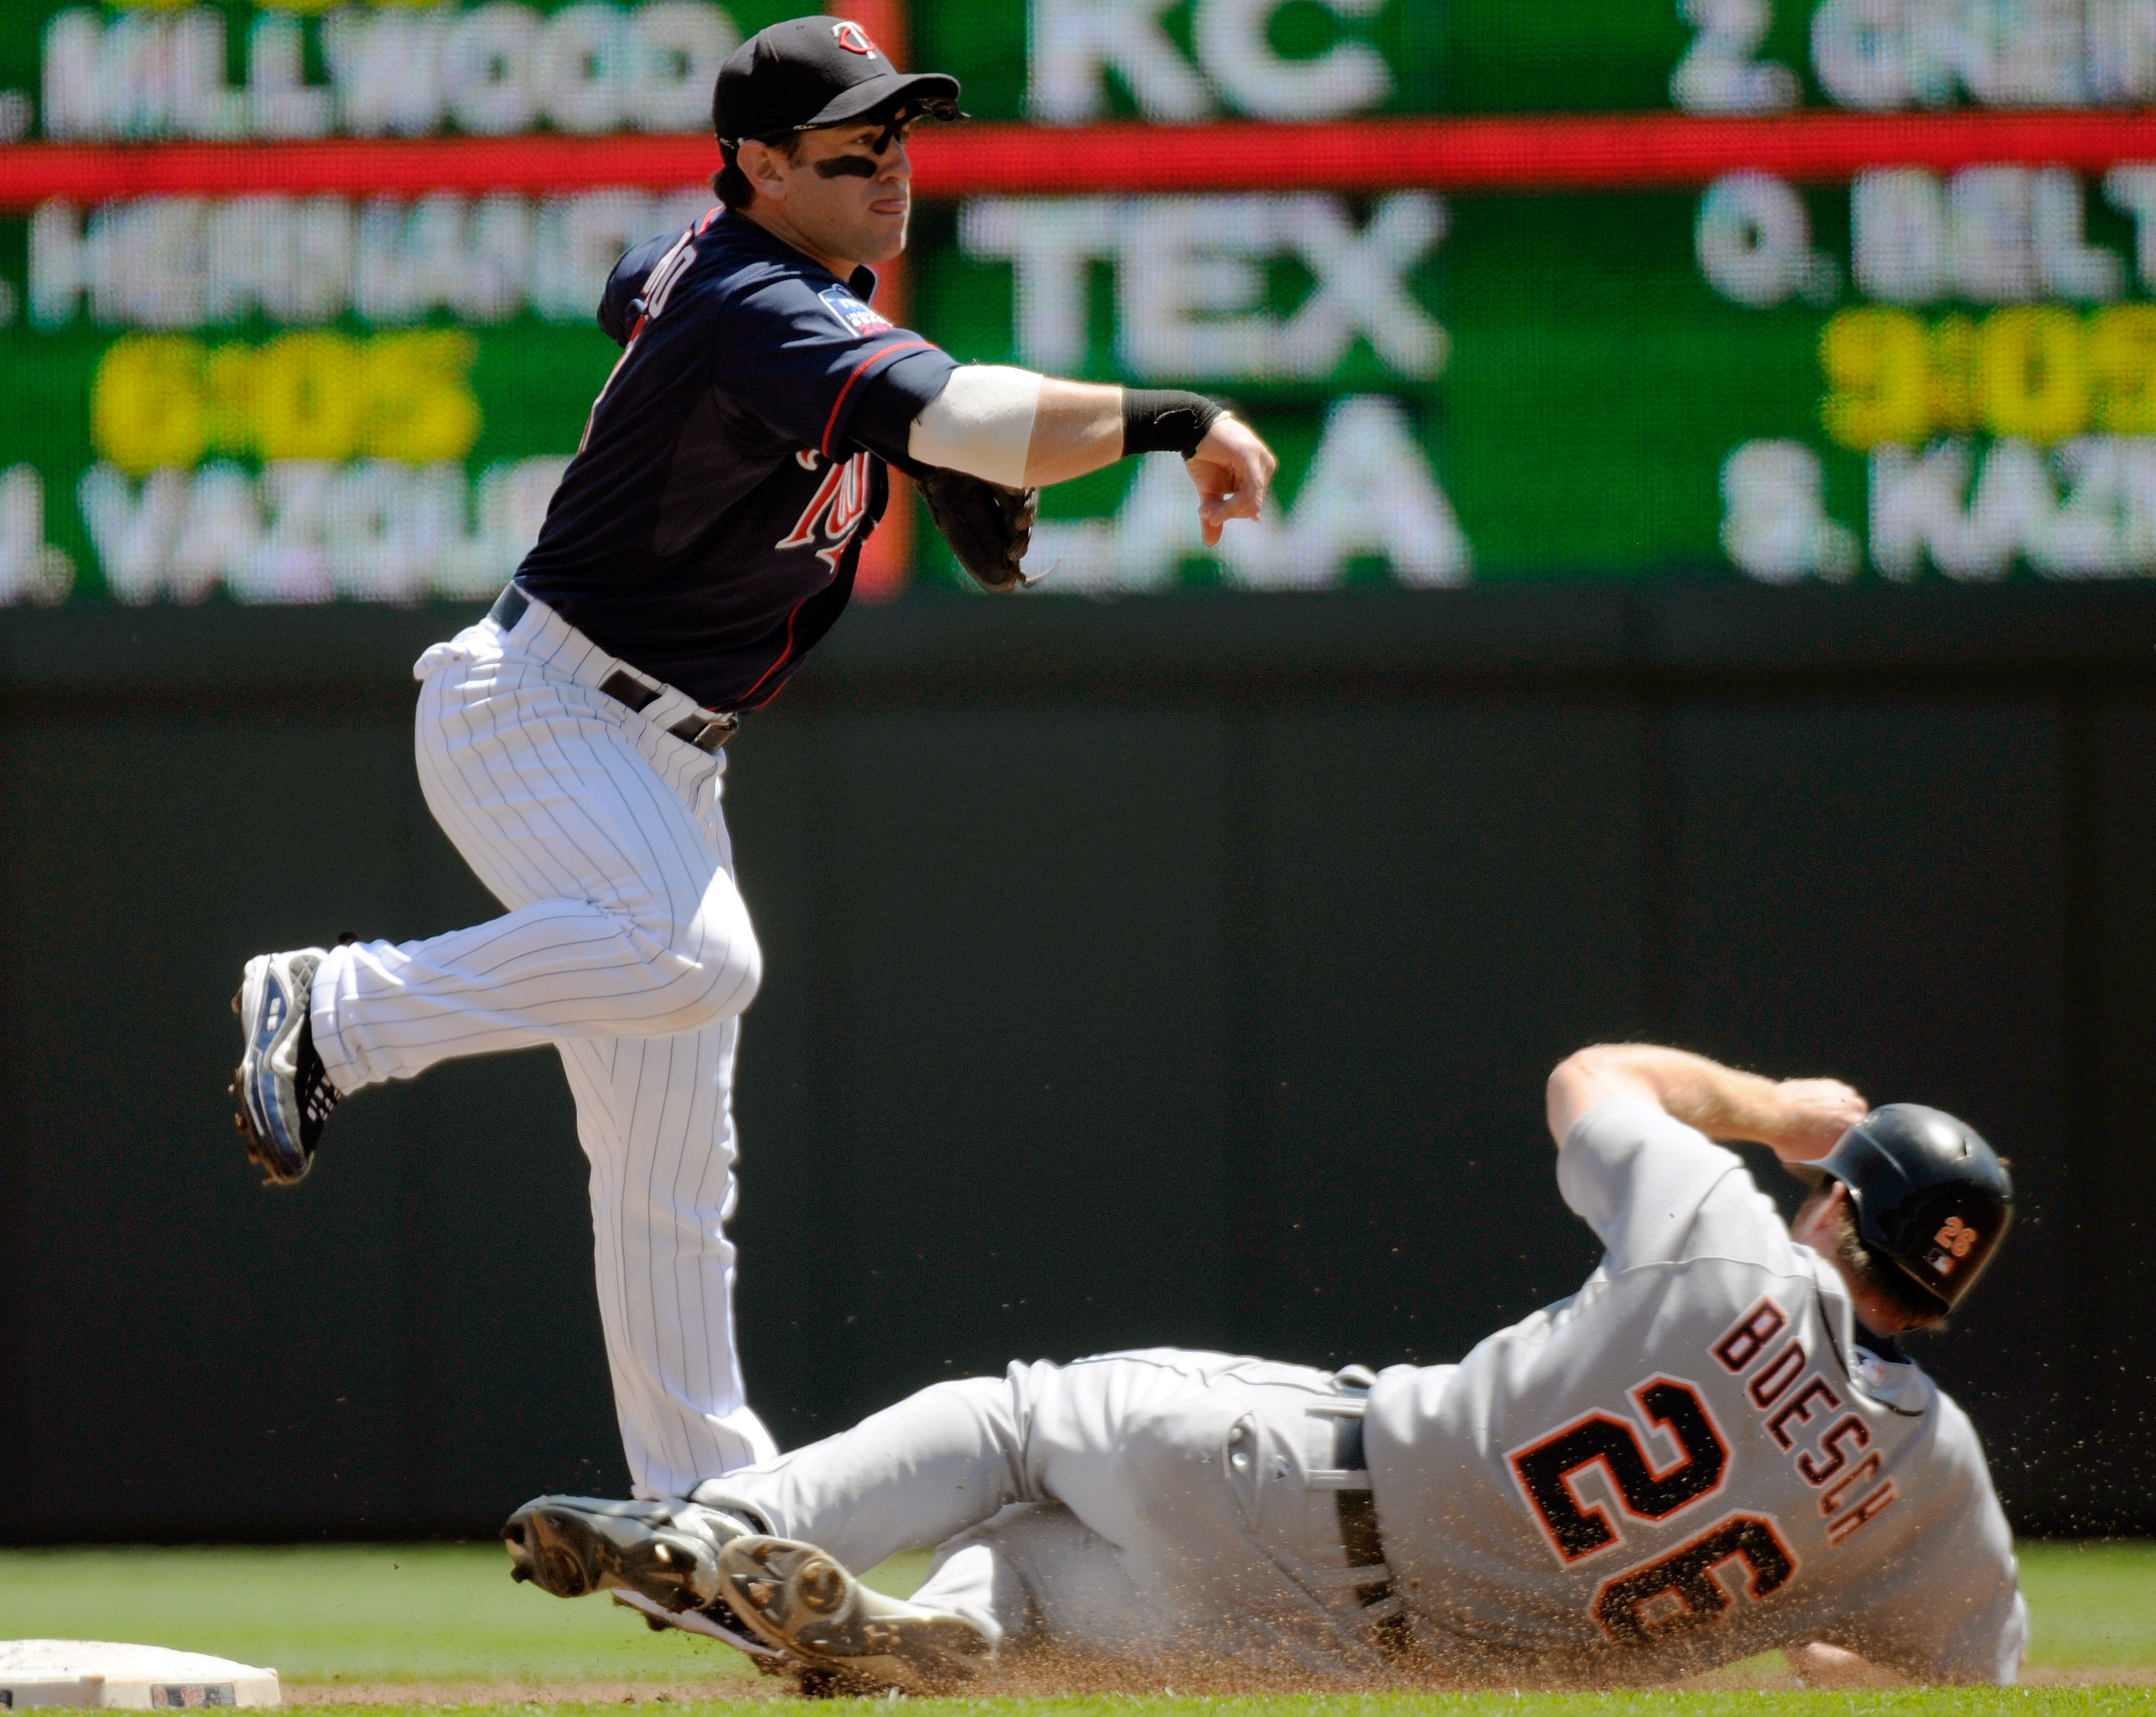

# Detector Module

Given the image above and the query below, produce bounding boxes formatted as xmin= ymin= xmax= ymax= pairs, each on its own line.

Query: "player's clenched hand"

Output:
xmin=1187 ymin=416 xmax=1276 ymax=546
xmin=1769 ymin=1078 xmax=1869 ymax=1161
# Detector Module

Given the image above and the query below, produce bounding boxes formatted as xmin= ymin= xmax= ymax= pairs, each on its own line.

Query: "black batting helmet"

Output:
xmin=1797 ymin=1105 xmax=2013 ymax=1312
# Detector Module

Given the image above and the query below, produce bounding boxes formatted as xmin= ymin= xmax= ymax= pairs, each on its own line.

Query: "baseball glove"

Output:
xmin=918 ymin=468 xmax=1040 ymax=593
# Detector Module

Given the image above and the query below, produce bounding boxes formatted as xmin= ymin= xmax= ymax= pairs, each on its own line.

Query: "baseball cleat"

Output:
xmin=717 ymin=1535 xmax=991 ymax=1695
xmin=607 ymin=1588 xmax=796 ymax=1673
xmin=502 ymin=1494 xmax=752 ymax=1617
xmin=229 ymin=948 xmax=339 ymax=1187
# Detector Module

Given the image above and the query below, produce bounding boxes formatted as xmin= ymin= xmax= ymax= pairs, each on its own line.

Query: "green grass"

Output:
xmin=0 ymin=1544 xmax=939 ymax=1686
xmin=0 ymin=1541 xmax=2148 ymax=1709
xmin=0 ymin=1543 xmax=747 ymax=1686
xmin=2017 ymin=1543 xmax=2156 ymax=1671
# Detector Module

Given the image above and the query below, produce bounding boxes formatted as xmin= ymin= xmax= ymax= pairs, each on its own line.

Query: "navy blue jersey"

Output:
xmin=515 ymin=206 xmax=957 ymax=711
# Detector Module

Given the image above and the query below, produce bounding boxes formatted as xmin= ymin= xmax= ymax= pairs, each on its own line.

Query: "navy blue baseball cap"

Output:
xmin=712 ymin=17 xmax=962 ymax=146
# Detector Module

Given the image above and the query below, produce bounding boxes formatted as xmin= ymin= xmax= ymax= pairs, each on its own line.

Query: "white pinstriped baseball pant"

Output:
xmin=308 ymin=593 xmax=779 ymax=1496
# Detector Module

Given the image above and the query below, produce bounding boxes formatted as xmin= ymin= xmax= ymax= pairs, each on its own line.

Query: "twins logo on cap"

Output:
xmin=831 ymin=21 xmax=878 ymax=55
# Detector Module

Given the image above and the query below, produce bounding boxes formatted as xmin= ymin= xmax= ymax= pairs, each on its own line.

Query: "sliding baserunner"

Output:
xmin=507 ymin=1044 xmax=2024 ymax=1690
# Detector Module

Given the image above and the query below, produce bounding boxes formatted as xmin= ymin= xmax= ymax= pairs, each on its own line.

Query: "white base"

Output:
xmin=0 ymin=1642 xmax=280 ymax=1709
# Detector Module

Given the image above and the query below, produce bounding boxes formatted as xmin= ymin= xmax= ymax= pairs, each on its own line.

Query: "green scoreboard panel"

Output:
xmin=1 ymin=0 xmax=2152 ymax=606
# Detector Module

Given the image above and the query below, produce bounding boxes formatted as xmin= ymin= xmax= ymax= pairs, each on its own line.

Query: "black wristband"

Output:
xmin=1122 ymin=389 xmax=1225 ymax=460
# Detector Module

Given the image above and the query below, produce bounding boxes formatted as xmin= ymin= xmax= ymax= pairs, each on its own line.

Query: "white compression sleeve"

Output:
xmin=907 ymin=365 xmax=1044 ymax=489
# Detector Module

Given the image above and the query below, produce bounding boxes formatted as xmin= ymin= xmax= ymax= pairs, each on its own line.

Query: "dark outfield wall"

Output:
xmin=0 ymin=583 xmax=2150 ymax=1542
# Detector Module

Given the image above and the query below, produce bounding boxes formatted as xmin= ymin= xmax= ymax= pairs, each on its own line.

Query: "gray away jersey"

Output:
xmin=1364 ymin=1100 xmax=2026 ymax=1684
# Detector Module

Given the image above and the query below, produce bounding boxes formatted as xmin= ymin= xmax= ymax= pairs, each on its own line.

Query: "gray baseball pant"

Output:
xmin=693 ymin=1348 xmax=1414 ymax=1676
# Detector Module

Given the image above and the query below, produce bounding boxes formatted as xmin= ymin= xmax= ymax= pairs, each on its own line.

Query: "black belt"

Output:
xmin=1333 ymin=1414 xmax=1415 ymax=1667
xmin=489 ymin=584 xmax=738 ymax=753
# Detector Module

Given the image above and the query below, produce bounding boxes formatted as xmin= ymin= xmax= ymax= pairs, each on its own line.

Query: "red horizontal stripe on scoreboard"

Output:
xmin=929 ymin=111 xmax=2156 ymax=192
xmin=0 ymin=133 xmax=720 ymax=205
xmin=0 ymin=111 xmax=2150 ymax=207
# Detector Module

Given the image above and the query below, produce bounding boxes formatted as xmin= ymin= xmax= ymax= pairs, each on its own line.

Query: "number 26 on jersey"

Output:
xmin=1506 ymin=1372 xmax=1797 ymax=1645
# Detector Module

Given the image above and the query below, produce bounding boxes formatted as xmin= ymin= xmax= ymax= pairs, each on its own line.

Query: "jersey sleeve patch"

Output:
xmin=819 ymin=285 xmax=895 ymax=337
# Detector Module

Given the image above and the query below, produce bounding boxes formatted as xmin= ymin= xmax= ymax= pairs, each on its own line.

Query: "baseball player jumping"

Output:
xmin=503 ymin=1043 xmax=2024 ymax=1689
xmin=227 ymin=17 xmax=1277 ymax=1499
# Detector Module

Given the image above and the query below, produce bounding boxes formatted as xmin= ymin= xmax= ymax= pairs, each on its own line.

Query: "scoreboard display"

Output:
xmin=1 ymin=0 xmax=2152 ymax=605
